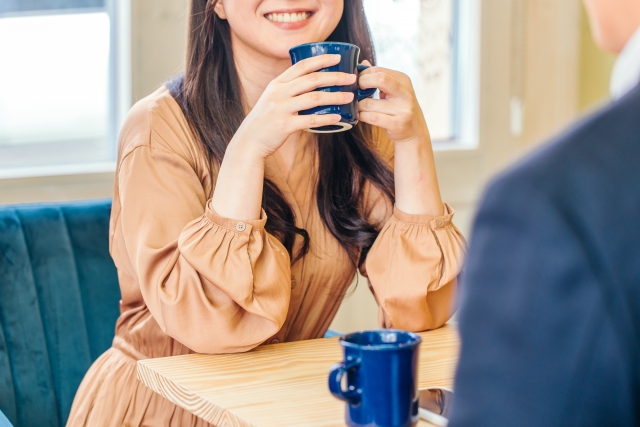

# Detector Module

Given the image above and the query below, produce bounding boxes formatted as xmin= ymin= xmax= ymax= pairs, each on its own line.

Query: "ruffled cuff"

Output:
xmin=205 ymin=200 xmax=268 ymax=235
xmin=178 ymin=200 xmax=290 ymax=296
xmin=392 ymin=203 xmax=455 ymax=229
xmin=365 ymin=202 xmax=466 ymax=330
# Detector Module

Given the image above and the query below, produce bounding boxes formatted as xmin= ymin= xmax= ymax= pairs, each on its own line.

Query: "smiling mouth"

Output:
xmin=265 ymin=11 xmax=313 ymax=23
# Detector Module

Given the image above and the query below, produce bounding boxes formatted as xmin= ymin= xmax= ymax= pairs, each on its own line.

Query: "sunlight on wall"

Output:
xmin=364 ymin=0 xmax=454 ymax=141
xmin=578 ymin=6 xmax=616 ymax=111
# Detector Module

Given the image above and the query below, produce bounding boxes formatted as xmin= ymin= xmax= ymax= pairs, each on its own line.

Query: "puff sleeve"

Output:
xmin=117 ymin=145 xmax=291 ymax=354
xmin=361 ymin=130 xmax=466 ymax=331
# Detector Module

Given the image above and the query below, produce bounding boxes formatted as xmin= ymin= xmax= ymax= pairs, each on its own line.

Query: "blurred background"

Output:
xmin=0 ymin=0 xmax=617 ymax=332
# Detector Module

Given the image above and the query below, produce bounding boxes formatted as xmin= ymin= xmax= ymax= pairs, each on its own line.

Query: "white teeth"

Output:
xmin=266 ymin=12 xmax=310 ymax=23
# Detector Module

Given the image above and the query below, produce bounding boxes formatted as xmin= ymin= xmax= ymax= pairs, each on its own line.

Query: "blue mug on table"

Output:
xmin=328 ymin=330 xmax=422 ymax=427
xmin=289 ymin=42 xmax=377 ymax=133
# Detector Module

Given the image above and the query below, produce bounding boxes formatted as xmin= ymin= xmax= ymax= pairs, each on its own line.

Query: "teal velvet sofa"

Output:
xmin=0 ymin=199 xmax=341 ymax=427
xmin=0 ymin=200 xmax=120 ymax=427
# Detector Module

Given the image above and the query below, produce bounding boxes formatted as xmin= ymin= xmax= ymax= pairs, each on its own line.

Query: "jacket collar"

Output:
xmin=611 ymin=26 xmax=640 ymax=100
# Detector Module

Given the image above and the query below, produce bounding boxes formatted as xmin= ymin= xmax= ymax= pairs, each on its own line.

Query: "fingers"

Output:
xmin=358 ymin=66 xmax=412 ymax=101
xmin=279 ymin=54 xmax=342 ymax=82
xmin=358 ymin=65 xmax=404 ymax=79
xmin=287 ymin=71 xmax=356 ymax=96
xmin=358 ymin=111 xmax=402 ymax=131
xmin=358 ymin=97 xmax=403 ymax=116
xmin=358 ymin=71 xmax=404 ymax=99
xmin=286 ymin=114 xmax=343 ymax=133
xmin=289 ymin=90 xmax=354 ymax=112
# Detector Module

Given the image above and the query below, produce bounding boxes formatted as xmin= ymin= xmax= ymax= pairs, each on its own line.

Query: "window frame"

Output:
xmin=363 ymin=0 xmax=480 ymax=148
xmin=0 ymin=0 xmax=130 ymax=179
xmin=431 ymin=0 xmax=481 ymax=151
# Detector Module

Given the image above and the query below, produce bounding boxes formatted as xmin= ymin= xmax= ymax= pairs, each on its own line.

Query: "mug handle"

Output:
xmin=328 ymin=357 xmax=361 ymax=405
xmin=356 ymin=64 xmax=377 ymax=101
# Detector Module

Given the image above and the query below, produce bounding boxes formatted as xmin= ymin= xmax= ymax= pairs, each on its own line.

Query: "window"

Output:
xmin=363 ymin=0 xmax=478 ymax=146
xmin=0 ymin=0 xmax=119 ymax=173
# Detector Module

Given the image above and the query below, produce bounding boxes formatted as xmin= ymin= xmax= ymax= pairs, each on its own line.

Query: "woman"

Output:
xmin=67 ymin=0 xmax=465 ymax=425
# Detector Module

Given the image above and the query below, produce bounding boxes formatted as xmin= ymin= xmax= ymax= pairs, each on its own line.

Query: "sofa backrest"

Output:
xmin=0 ymin=200 xmax=120 ymax=427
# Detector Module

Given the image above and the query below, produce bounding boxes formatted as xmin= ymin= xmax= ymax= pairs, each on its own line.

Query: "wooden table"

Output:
xmin=137 ymin=325 xmax=459 ymax=427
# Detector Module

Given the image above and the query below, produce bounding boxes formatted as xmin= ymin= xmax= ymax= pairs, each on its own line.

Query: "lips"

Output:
xmin=265 ymin=11 xmax=312 ymax=23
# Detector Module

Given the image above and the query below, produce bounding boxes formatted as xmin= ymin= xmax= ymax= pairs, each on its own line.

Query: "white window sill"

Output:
xmin=0 ymin=135 xmax=478 ymax=181
xmin=433 ymin=138 xmax=479 ymax=152
xmin=0 ymin=137 xmax=478 ymax=182
xmin=0 ymin=161 xmax=117 ymax=180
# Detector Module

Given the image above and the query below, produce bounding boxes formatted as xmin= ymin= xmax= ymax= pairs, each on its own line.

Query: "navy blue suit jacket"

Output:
xmin=448 ymin=85 xmax=640 ymax=426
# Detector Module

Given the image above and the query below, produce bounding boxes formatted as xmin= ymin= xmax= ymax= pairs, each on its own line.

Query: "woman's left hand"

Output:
xmin=357 ymin=61 xmax=430 ymax=145
xmin=357 ymin=61 xmax=444 ymax=217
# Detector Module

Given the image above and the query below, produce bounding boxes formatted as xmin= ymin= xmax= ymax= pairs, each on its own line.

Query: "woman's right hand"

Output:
xmin=232 ymin=54 xmax=356 ymax=160
xmin=211 ymin=54 xmax=354 ymax=220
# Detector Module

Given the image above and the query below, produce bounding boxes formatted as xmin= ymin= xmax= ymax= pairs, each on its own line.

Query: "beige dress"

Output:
xmin=66 ymin=86 xmax=466 ymax=426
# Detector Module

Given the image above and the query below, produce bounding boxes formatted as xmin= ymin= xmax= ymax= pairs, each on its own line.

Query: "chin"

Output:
xmin=268 ymin=37 xmax=328 ymax=59
xmin=274 ymin=48 xmax=297 ymax=60
xmin=593 ymin=27 xmax=630 ymax=54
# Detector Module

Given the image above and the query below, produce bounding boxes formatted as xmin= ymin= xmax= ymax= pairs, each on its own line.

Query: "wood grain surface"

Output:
xmin=137 ymin=325 xmax=459 ymax=427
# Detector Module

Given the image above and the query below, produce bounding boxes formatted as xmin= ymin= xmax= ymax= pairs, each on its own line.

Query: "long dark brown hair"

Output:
xmin=169 ymin=0 xmax=395 ymax=265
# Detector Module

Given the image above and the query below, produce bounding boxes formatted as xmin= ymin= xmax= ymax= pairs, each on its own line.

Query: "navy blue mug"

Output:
xmin=328 ymin=330 xmax=422 ymax=427
xmin=289 ymin=42 xmax=377 ymax=133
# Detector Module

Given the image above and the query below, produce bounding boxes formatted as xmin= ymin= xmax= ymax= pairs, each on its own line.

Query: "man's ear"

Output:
xmin=213 ymin=0 xmax=227 ymax=19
